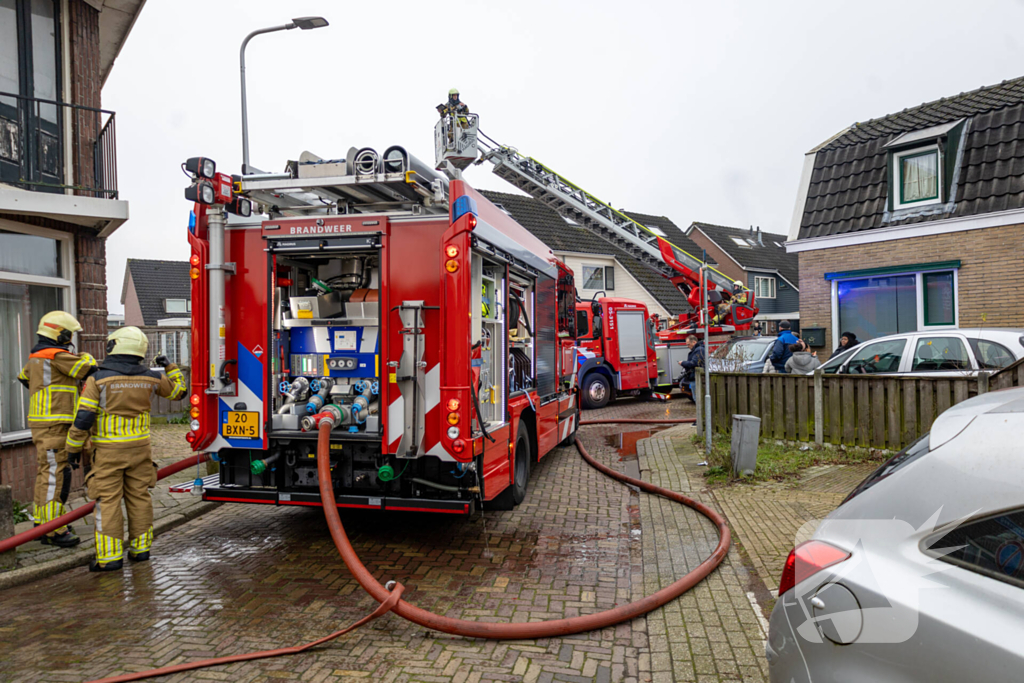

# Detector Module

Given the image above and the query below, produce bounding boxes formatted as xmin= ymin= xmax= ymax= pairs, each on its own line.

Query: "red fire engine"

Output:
xmin=183 ymin=152 xmax=581 ymax=514
xmin=437 ymin=107 xmax=758 ymax=408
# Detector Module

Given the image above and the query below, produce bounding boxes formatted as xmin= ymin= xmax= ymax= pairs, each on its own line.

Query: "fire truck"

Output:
xmin=182 ymin=150 xmax=582 ymax=514
xmin=440 ymin=108 xmax=759 ymax=408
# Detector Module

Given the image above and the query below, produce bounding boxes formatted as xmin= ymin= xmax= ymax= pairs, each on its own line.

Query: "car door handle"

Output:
xmin=810 ymin=597 xmax=825 ymax=609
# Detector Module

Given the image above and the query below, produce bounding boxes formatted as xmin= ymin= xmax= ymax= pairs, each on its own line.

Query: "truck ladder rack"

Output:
xmin=236 ymin=171 xmax=449 ymax=217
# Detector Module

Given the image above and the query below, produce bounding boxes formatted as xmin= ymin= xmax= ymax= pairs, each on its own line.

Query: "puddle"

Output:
xmin=604 ymin=428 xmax=668 ymax=460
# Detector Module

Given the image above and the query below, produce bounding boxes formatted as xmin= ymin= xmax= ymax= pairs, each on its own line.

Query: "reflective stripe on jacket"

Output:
xmin=18 ymin=347 xmax=97 ymax=427
xmin=67 ymin=362 xmax=187 ymax=451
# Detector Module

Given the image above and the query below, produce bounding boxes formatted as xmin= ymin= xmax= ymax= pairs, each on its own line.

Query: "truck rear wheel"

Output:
xmin=582 ymin=373 xmax=612 ymax=410
xmin=490 ymin=429 xmax=531 ymax=510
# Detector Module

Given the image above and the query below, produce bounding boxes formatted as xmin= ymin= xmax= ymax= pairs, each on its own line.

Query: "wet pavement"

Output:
xmin=0 ymin=396 xmax=772 ymax=683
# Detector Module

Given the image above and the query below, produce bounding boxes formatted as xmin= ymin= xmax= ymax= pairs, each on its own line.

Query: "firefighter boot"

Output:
xmin=39 ymin=526 xmax=81 ymax=548
xmin=128 ymin=527 xmax=153 ymax=563
xmin=90 ymin=532 xmax=124 ymax=572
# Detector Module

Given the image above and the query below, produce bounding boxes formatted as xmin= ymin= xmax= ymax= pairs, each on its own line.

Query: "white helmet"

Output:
xmin=106 ymin=326 xmax=149 ymax=358
xmin=38 ymin=310 xmax=82 ymax=344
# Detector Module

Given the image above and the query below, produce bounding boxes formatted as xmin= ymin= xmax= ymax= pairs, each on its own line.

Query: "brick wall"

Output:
xmin=798 ymin=223 xmax=1024 ymax=360
xmin=0 ymin=442 xmax=85 ymax=504
xmin=69 ymin=0 xmax=101 ymax=194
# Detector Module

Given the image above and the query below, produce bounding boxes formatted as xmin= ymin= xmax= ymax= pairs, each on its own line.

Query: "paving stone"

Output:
xmin=1 ymin=397 xmax=777 ymax=682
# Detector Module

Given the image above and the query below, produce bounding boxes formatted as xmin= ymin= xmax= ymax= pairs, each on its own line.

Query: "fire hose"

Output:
xmin=79 ymin=415 xmax=728 ymax=681
xmin=0 ymin=453 xmax=210 ymax=555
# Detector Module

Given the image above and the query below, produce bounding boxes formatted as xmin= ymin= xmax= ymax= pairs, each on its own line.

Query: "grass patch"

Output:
xmin=692 ymin=432 xmax=887 ymax=486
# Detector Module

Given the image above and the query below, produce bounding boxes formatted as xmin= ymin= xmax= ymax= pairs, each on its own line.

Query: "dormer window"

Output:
xmin=884 ymin=119 xmax=965 ymax=214
xmin=895 ymin=147 xmax=941 ymax=208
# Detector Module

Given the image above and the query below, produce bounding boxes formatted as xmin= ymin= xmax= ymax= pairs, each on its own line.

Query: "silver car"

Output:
xmin=819 ymin=328 xmax=1024 ymax=376
xmin=766 ymin=387 xmax=1024 ymax=681
xmin=708 ymin=336 xmax=776 ymax=373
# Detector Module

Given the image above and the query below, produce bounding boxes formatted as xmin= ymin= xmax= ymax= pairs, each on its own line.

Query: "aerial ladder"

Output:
xmin=433 ymin=107 xmax=758 ymax=339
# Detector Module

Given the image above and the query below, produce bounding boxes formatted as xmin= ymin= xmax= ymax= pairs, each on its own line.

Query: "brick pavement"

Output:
xmin=1 ymin=425 xmax=218 ymax=584
xmin=698 ymin=445 xmax=878 ymax=594
xmin=0 ymin=396 xmax=778 ymax=683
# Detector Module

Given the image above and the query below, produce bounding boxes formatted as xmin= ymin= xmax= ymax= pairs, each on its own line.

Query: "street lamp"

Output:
xmin=239 ymin=16 xmax=328 ymax=174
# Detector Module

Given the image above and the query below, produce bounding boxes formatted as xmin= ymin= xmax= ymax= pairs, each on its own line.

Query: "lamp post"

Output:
xmin=240 ymin=16 xmax=328 ymax=174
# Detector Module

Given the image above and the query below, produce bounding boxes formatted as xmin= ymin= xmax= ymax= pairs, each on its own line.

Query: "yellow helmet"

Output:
xmin=38 ymin=311 xmax=83 ymax=344
xmin=106 ymin=326 xmax=149 ymax=358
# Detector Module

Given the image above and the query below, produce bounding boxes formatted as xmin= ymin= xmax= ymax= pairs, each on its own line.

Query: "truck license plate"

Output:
xmin=222 ymin=411 xmax=259 ymax=438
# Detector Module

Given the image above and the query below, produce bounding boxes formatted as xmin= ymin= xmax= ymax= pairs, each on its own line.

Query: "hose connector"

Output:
xmin=282 ymin=376 xmax=310 ymax=400
xmin=301 ymin=404 xmax=342 ymax=432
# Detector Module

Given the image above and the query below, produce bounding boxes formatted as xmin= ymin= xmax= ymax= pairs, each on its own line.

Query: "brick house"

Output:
xmin=0 ymin=0 xmax=144 ymax=502
xmin=480 ymin=190 xmax=707 ymax=319
xmin=787 ymin=76 xmax=1024 ymax=359
xmin=121 ymin=259 xmax=191 ymax=366
xmin=685 ymin=222 xmax=799 ymax=335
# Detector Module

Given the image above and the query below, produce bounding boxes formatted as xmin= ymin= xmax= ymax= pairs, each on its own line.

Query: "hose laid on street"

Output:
xmin=0 ymin=453 xmax=210 ymax=554
xmin=84 ymin=414 xmax=729 ymax=680
xmin=315 ymin=415 xmax=729 ymax=639
xmin=86 ymin=583 xmax=406 ymax=683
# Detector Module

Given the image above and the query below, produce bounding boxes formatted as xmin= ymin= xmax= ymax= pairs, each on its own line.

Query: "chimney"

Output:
xmin=756 ymin=226 xmax=763 ymax=246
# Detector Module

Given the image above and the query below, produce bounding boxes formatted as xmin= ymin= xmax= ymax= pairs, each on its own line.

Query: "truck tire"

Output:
xmin=490 ymin=428 xmax=531 ymax=510
xmin=582 ymin=373 xmax=612 ymax=410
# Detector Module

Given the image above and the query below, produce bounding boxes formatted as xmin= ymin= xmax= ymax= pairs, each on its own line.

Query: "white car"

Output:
xmin=818 ymin=328 xmax=1024 ymax=376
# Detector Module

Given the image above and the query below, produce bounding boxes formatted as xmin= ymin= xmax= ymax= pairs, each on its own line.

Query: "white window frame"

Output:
xmin=580 ymin=264 xmax=604 ymax=291
xmin=164 ymin=298 xmax=188 ymax=313
xmin=0 ymin=219 xmax=76 ymax=444
xmin=893 ymin=145 xmax=943 ymax=211
xmin=830 ymin=267 xmax=959 ymax=349
xmin=731 ymin=236 xmax=750 ymax=247
xmin=647 ymin=225 xmax=666 ymax=237
xmin=754 ymin=276 xmax=776 ymax=299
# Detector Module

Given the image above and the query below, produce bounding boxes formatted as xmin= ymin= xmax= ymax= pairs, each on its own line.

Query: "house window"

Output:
xmin=831 ymin=264 xmax=959 ymax=343
xmin=604 ymin=266 xmax=614 ymax=291
xmin=0 ymin=223 xmax=73 ymax=440
xmin=164 ymin=298 xmax=189 ymax=314
xmin=754 ymin=276 xmax=776 ymax=299
xmin=647 ymin=225 xmax=666 ymax=237
xmin=923 ymin=271 xmax=954 ymax=326
xmin=731 ymin=237 xmax=753 ymax=248
xmin=0 ymin=0 xmax=63 ymax=190
xmin=581 ymin=265 xmax=604 ymax=290
xmin=894 ymin=147 xmax=941 ymax=209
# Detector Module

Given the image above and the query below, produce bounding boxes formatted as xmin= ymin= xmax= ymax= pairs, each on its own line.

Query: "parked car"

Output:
xmin=818 ymin=328 xmax=1024 ymax=376
xmin=766 ymin=387 xmax=1024 ymax=682
xmin=708 ymin=336 xmax=775 ymax=373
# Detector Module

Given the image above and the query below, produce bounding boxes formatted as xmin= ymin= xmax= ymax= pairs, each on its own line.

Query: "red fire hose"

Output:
xmin=83 ymin=415 xmax=729 ymax=681
xmin=313 ymin=416 xmax=729 ymax=639
xmin=0 ymin=453 xmax=210 ymax=555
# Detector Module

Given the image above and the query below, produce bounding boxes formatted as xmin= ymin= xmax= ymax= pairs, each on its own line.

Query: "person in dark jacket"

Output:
xmin=834 ymin=331 xmax=860 ymax=356
xmin=770 ymin=320 xmax=800 ymax=373
xmin=678 ymin=335 xmax=705 ymax=401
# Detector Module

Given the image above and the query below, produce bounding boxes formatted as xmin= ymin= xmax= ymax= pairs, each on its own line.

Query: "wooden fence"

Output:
xmin=697 ymin=356 xmax=1024 ymax=451
xmin=151 ymin=366 xmax=191 ymax=418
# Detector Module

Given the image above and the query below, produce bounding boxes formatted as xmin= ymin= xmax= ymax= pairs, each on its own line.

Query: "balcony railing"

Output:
xmin=0 ymin=91 xmax=118 ymax=199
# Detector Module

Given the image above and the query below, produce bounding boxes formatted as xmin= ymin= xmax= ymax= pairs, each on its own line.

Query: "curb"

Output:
xmin=0 ymin=501 xmax=221 ymax=592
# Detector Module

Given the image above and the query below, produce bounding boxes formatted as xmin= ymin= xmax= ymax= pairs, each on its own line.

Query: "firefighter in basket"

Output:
xmin=65 ymin=326 xmax=187 ymax=572
xmin=17 ymin=311 xmax=97 ymax=548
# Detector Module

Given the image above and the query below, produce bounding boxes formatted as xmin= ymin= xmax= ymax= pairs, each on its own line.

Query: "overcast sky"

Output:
xmin=102 ymin=0 xmax=1024 ymax=313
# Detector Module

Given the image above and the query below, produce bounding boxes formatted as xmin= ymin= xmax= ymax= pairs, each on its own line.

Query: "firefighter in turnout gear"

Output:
xmin=17 ymin=311 xmax=96 ymax=548
xmin=65 ymin=326 xmax=187 ymax=572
